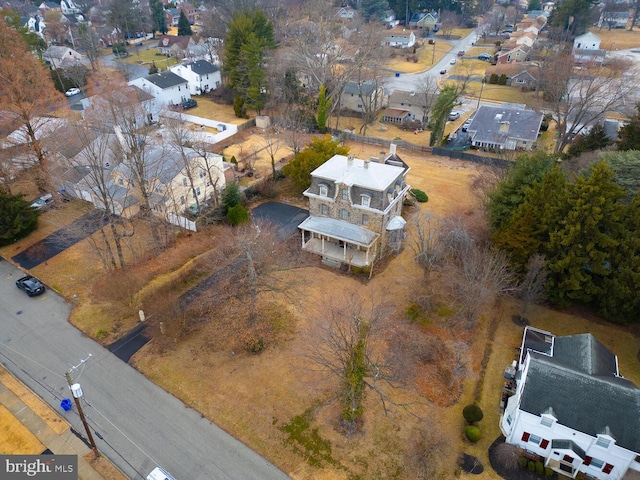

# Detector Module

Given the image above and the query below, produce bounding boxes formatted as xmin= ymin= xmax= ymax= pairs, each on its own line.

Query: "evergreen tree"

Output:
xmin=487 ymin=152 xmax=557 ymax=231
xmin=599 ymin=150 xmax=640 ymax=197
xmin=317 ymin=85 xmax=331 ymax=134
xmin=599 ymin=192 xmax=640 ymax=323
xmin=148 ymin=61 xmax=159 ymax=75
xmin=549 ymin=0 xmax=593 ymax=39
xmin=528 ymin=0 xmax=542 ymax=10
xmin=360 ymin=0 xmax=390 ymax=21
xmin=150 ymin=0 xmax=167 ymax=36
xmin=565 ymin=124 xmax=612 ymax=158
xmin=224 ymin=9 xmax=274 ymax=112
xmin=617 ymin=104 xmax=640 ymax=151
xmin=429 ymin=86 xmax=458 ymax=146
xmin=283 ymin=135 xmax=349 ymax=191
xmin=177 ymin=11 xmax=193 ymax=36
xmin=221 ymin=183 xmax=242 ymax=213
xmin=0 ymin=192 xmax=39 ymax=246
xmin=546 ymin=162 xmax=627 ymax=306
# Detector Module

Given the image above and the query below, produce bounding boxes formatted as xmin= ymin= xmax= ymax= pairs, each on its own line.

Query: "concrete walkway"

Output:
xmin=0 ymin=371 xmax=120 ymax=480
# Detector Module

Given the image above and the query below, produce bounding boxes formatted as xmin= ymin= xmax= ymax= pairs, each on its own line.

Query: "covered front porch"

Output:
xmin=298 ymin=216 xmax=379 ymax=268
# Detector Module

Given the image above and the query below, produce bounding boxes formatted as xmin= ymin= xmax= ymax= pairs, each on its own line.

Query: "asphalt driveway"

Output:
xmin=12 ymin=210 xmax=109 ymax=269
xmin=251 ymin=202 xmax=309 ymax=240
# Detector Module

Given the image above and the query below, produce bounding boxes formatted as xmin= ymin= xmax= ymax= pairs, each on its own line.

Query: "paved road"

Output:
xmin=0 ymin=260 xmax=289 ymax=480
xmin=385 ymin=27 xmax=485 ymax=92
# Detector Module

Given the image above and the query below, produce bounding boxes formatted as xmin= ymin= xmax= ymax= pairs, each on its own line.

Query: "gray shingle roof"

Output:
xmin=553 ymin=334 xmax=618 ymax=376
xmin=185 ymin=59 xmax=219 ymax=75
xmin=468 ymin=105 xmax=543 ymax=145
xmin=144 ymin=71 xmax=188 ymax=89
xmin=520 ymin=353 xmax=640 ymax=453
xmin=343 ymin=80 xmax=378 ymax=97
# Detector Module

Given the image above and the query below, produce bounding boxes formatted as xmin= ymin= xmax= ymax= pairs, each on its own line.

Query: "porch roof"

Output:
xmin=298 ymin=216 xmax=378 ymax=247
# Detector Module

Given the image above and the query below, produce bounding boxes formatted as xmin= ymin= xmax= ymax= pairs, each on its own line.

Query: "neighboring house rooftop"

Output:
xmin=343 ymin=80 xmax=379 ymax=97
xmin=143 ymin=71 xmax=188 ymax=89
xmin=182 ymin=59 xmax=219 ymax=75
xmin=468 ymin=105 xmax=543 ymax=144
xmin=520 ymin=352 xmax=640 ymax=453
xmin=311 ymin=154 xmax=406 ymax=191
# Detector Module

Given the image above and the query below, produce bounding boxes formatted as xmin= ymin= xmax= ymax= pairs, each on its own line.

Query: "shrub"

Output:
xmin=528 ymin=460 xmax=535 ymax=472
xmin=535 ymin=461 xmax=544 ymax=475
xmin=412 ymin=188 xmax=429 ymax=202
xmin=227 ymin=204 xmax=249 ymax=226
xmin=545 ymin=466 xmax=553 ymax=477
xmin=406 ymin=303 xmax=420 ymax=321
xmin=519 ymin=457 xmax=528 ymax=469
xmin=463 ymin=404 xmax=484 ymax=423
xmin=464 ymin=426 xmax=481 ymax=442
xmin=95 ymin=328 xmax=108 ymax=340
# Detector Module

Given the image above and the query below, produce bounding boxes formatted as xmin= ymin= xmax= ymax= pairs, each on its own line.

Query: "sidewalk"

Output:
xmin=0 ymin=368 xmax=124 ymax=480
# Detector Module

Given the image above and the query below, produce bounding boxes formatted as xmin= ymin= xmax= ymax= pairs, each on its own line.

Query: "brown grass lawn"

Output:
xmin=591 ymin=26 xmax=640 ymax=51
xmin=189 ymin=97 xmax=254 ymax=126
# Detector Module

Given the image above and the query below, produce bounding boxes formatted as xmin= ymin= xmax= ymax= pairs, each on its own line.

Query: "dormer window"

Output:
xmin=341 ymin=188 xmax=349 ymax=200
xmin=319 ymin=184 xmax=328 ymax=196
xmin=540 ymin=415 xmax=555 ymax=428
xmin=361 ymin=194 xmax=371 ymax=207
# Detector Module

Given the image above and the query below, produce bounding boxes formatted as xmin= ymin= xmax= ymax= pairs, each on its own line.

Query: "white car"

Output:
xmin=31 ymin=194 xmax=54 ymax=210
xmin=448 ymin=111 xmax=461 ymax=121
xmin=147 ymin=467 xmax=176 ymax=480
xmin=65 ymin=88 xmax=81 ymax=97
xmin=450 ymin=58 xmax=457 ymax=65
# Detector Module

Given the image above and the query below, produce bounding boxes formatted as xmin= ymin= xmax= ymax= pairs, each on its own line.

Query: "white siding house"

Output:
xmin=500 ymin=327 xmax=640 ymax=480
xmin=169 ymin=60 xmax=221 ymax=95
xmin=129 ymin=71 xmax=190 ymax=107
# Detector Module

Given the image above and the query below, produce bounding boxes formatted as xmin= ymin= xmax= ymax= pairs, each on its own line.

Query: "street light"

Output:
xmin=476 ymin=77 xmax=486 ymax=110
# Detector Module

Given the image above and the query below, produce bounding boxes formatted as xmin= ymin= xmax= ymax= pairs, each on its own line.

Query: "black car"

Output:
xmin=182 ymin=99 xmax=198 ymax=110
xmin=16 ymin=275 xmax=46 ymax=297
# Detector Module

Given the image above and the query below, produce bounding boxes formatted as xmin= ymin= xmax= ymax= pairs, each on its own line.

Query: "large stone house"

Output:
xmin=501 ymin=326 xmax=640 ymax=480
xmin=298 ymin=145 xmax=410 ymax=268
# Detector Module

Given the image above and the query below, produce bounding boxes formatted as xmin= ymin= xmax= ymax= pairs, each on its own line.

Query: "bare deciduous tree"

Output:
xmin=409 ymin=423 xmax=457 ymax=479
xmin=261 ymin=128 xmax=283 ymax=179
xmin=517 ymin=254 xmax=548 ymax=319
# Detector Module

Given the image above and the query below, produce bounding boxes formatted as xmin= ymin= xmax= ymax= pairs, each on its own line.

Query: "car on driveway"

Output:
xmin=478 ymin=53 xmax=492 ymax=60
xmin=16 ymin=275 xmax=45 ymax=296
xmin=65 ymin=88 xmax=81 ymax=97
xmin=31 ymin=194 xmax=54 ymax=210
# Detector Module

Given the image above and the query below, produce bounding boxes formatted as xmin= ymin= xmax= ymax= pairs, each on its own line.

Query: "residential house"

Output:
xmin=573 ymin=32 xmax=606 ymax=64
xmin=166 ymin=8 xmax=181 ymax=27
xmin=156 ymin=35 xmax=205 ymax=58
xmin=598 ymin=11 xmax=629 ymax=29
xmin=466 ymin=104 xmax=543 ymax=150
xmin=129 ymin=71 xmax=190 ymax=107
xmin=170 ymin=59 xmax=221 ymax=95
xmin=497 ymin=45 xmax=531 ymax=64
xmin=409 ymin=11 xmax=439 ymax=31
xmin=336 ymin=6 xmax=356 ymax=19
xmin=82 ymin=85 xmax=159 ymax=126
xmin=500 ymin=326 xmax=640 ymax=480
xmin=381 ymin=9 xmax=397 ymax=24
xmin=297 ymin=145 xmax=410 ymax=268
xmin=109 ymin=143 xmax=225 ymax=218
xmin=386 ymin=89 xmax=434 ymax=124
xmin=178 ymin=2 xmax=196 ymax=24
xmin=340 ymin=80 xmax=385 ymax=113
xmin=43 ymin=45 xmax=83 ymax=69
xmin=485 ymin=63 xmax=539 ymax=88
xmin=574 ymin=31 xmax=601 ymax=50
xmin=383 ymin=27 xmax=416 ymax=48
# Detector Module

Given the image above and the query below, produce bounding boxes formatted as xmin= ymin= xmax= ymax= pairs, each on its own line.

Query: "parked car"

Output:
xmin=147 ymin=467 xmax=176 ymax=480
xmin=16 ymin=275 xmax=46 ymax=297
xmin=449 ymin=111 xmax=461 ymax=121
xmin=182 ymin=98 xmax=198 ymax=109
xmin=478 ymin=53 xmax=492 ymax=60
xmin=457 ymin=50 xmax=465 ymax=57
xmin=65 ymin=88 xmax=81 ymax=97
xmin=439 ymin=69 xmax=447 ymax=74
xmin=450 ymin=57 xmax=457 ymax=64
xmin=462 ymin=120 xmax=472 ymax=132
xmin=31 ymin=194 xmax=54 ymax=210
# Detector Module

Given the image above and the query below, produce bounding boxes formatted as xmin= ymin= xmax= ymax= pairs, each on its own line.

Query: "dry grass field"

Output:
xmin=592 ymin=26 xmax=640 ymax=51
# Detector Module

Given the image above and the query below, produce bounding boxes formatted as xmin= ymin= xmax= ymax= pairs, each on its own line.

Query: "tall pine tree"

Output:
xmin=177 ymin=11 xmax=192 ymax=36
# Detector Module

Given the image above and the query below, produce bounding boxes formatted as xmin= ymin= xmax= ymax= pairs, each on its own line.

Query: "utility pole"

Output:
xmin=65 ymin=355 xmax=100 ymax=459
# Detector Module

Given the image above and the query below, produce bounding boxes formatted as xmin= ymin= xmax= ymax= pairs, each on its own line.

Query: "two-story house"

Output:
xmin=501 ymin=326 xmax=640 ymax=480
xmin=383 ymin=27 xmax=416 ymax=48
xmin=298 ymin=145 xmax=410 ymax=268
xmin=169 ymin=60 xmax=221 ymax=95
xmin=129 ymin=71 xmax=190 ymax=107
xmin=339 ymin=80 xmax=385 ymax=113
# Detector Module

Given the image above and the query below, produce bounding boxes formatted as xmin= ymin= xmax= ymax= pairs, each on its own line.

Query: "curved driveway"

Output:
xmin=0 ymin=260 xmax=289 ymax=480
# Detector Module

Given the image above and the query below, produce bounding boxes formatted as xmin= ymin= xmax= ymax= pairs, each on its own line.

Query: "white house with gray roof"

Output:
xmin=339 ymin=80 xmax=385 ymax=113
xmin=501 ymin=326 xmax=640 ymax=480
xmin=170 ymin=59 xmax=221 ymax=95
xmin=466 ymin=104 xmax=543 ymax=150
xmin=129 ymin=71 xmax=191 ymax=107
xmin=298 ymin=145 xmax=410 ymax=268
